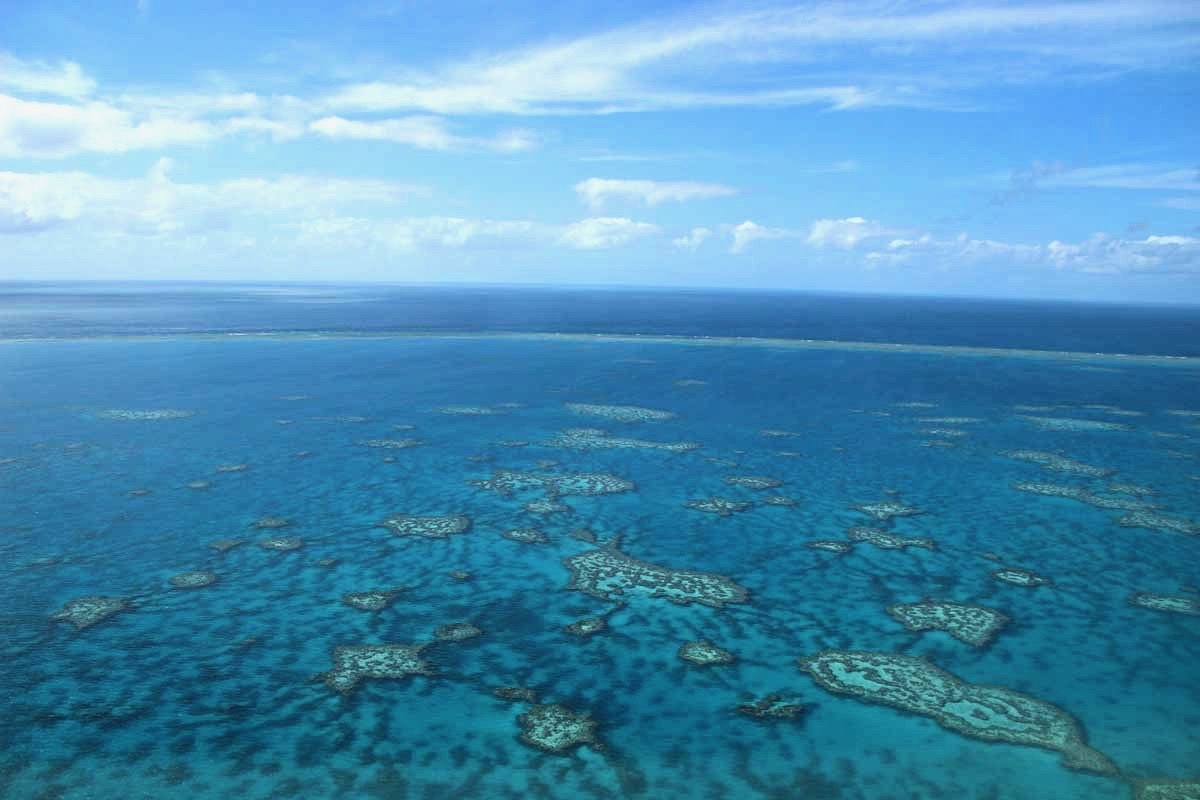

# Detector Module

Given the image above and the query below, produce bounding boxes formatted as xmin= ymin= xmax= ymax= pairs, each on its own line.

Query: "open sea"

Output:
xmin=1 ymin=283 xmax=1198 ymax=800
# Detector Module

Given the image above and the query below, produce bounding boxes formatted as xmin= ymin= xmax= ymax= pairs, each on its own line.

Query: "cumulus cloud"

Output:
xmin=0 ymin=53 xmax=95 ymax=98
xmin=559 ymin=217 xmax=658 ymax=249
xmin=574 ymin=178 xmax=737 ymax=209
xmin=806 ymin=216 xmax=894 ymax=249
xmin=672 ymin=227 xmax=711 ymax=251
xmin=728 ymin=220 xmax=800 ymax=253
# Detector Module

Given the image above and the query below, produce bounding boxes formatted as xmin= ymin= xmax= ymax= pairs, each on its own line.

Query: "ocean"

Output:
xmin=1 ymin=284 xmax=1197 ymax=799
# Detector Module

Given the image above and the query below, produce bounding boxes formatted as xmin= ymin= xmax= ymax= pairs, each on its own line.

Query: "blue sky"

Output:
xmin=1 ymin=0 xmax=1198 ymax=301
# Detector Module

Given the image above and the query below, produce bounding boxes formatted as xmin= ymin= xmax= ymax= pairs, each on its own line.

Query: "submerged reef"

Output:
xmin=760 ymin=429 xmax=803 ymax=438
xmin=1128 ymin=592 xmax=1200 ymax=616
xmin=546 ymin=427 xmax=700 ymax=452
xmin=357 ymin=438 xmax=424 ymax=449
xmin=854 ymin=500 xmax=924 ymax=522
xmin=799 ymin=650 xmax=1116 ymax=775
xmin=208 ymin=538 xmax=245 ymax=553
xmin=847 ymin=527 xmax=935 ymax=551
xmin=524 ymin=498 xmax=571 ymax=514
xmin=569 ymin=528 xmax=598 ymax=544
xmin=723 ymin=475 xmax=783 ymax=490
xmin=807 ymin=540 xmax=854 ymax=554
xmin=169 ymin=571 xmax=218 ymax=589
xmin=685 ymin=497 xmax=752 ymax=517
xmin=470 ymin=468 xmax=635 ymax=497
xmin=565 ymin=616 xmax=608 ymax=638
xmin=251 ymin=517 xmax=291 ymax=529
xmin=762 ymin=494 xmax=798 ymax=506
xmin=438 ymin=405 xmax=504 ymax=415
xmin=379 ymin=514 xmax=472 ymax=539
xmin=1134 ymin=780 xmax=1200 ymax=800
xmin=736 ymin=694 xmax=807 ymax=721
xmin=97 ymin=409 xmax=194 ymax=421
xmin=215 ymin=463 xmax=249 ymax=473
xmin=564 ymin=539 xmax=749 ymax=608
xmin=435 ymin=622 xmax=484 ymax=641
xmin=917 ymin=416 xmax=984 ymax=424
xmin=317 ymin=644 xmax=433 ymax=694
xmin=517 ymin=704 xmax=599 ymax=754
xmin=887 ymin=600 xmax=1010 ymax=647
xmin=678 ymin=640 xmax=736 ymax=666
xmin=52 ymin=596 xmax=130 ymax=630
xmin=1002 ymin=450 xmax=1112 ymax=477
xmin=342 ymin=588 xmax=406 ymax=612
xmin=258 ymin=536 xmax=303 ymax=551
xmin=186 ymin=481 xmax=212 ymax=490
xmin=1018 ymin=415 xmax=1132 ymax=432
xmin=991 ymin=567 xmax=1051 ymax=587
xmin=494 ymin=686 xmax=539 ymax=703
xmin=1117 ymin=511 xmax=1199 ymax=536
xmin=502 ymin=527 xmax=550 ymax=544
xmin=566 ymin=402 xmax=675 ymax=422
xmin=1012 ymin=481 xmax=1156 ymax=512
xmin=449 ymin=570 xmax=473 ymax=582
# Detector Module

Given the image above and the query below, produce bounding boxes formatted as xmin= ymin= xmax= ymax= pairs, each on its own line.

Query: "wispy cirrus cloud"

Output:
xmin=574 ymin=178 xmax=738 ymax=209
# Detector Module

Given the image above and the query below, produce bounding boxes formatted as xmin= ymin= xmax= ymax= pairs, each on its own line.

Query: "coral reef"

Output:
xmin=887 ymin=600 xmax=1010 ymax=647
xmin=1134 ymin=780 xmax=1200 ymax=800
xmin=736 ymin=694 xmax=807 ymax=720
xmin=316 ymin=644 xmax=433 ymax=694
xmin=517 ymin=704 xmax=599 ymax=754
xmin=566 ymin=402 xmax=675 ymax=422
xmin=215 ymin=463 xmax=249 ymax=473
xmin=169 ymin=571 xmax=218 ymax=589
xmin=251 ymin=517 xmax=291 ymax=529
xmin=678 ymin=640 xmax=736 ymax=666
xmin=760 ymin=429 xmax=803 ymax=438
xmin=51 ymin=596 xmax=130 ymax=630
xmin=799 ymin=650 xmax=1116 ymax=775
xmin=854 ymin=501 xmax=924 ymax=521
xmin=1012 ymin=481 xmax=1156 ymax=512
xmin=379 ymin=514 xmax=472 ymax=539
xmin=342 ymin=588 xmax=406 ymax=612
xmin=128 ymin=488 xmax=152 ymax=496
xmin=435 ymin=622 xmax=484 ymax=641
xmin=723 ymin=475 xmax=783 ymax=490
xmin=449 ymin=570 xmax=473 ymax=582
xmin=186 ymin=481 xmax=212 ymax=490
xmin=685 ymin=497 xmax=752 ymax=517
xmin=847 ymin=527 xmax=935 ymax=551
xmin=524 ymin=499 xmax=571 ymax=515
xmin=356 ymin=439 xmax=423 ymax=449
xmin=1117 ymin=511 xmax=1199 ymax=536
xmin=1018 ymin=415 xmax=1132 ymax=432
xmin=97 ymin=409 xmax=194 ymax=421
xmin=564 ymin=539 xmax=749 ymax=607
xmin=257 ymin=536 xmax=303 ymax=551
xmin=546 ymin=428 xmax=700 ymax=452
xmin=438 ymin=405 xmax=502 ymax=415
xmin=565 ymin=616 xmax=608 ymax=638
xmin=919 ymin=428 xmax=969 ymax=437
xmin=568 ymin=528 xmax=598 ymax=544
xmin=502 ymin=528 xmax=550 ymax=544
xmin=762 ymin=495 xmax=798 ymax=506
xmin=470 ymin=469 xmax=635 ymax=497
xmin=208 ymin=539 xmax=245 ymax=553
xmin=1127 ymin=593 xmax=1200 ymax=616
xmin=807 ymin=540 xmax=854 ymax=554
xmin=917 ymin=417 xmax=984 ymax=424
xmin=1106 ymin=482 xmax=1156 ymax=496
xmin=1001 ymin=450 xmax=1112 ymax=478
xmin=991 ymin=567 xmax=1050 ymax=587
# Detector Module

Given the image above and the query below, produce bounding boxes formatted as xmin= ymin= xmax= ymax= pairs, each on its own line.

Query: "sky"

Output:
xmin=1 ymin=0 xmax=1198 ymax=301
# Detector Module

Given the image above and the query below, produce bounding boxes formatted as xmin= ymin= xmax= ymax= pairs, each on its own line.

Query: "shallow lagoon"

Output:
xmin=1 ymin=334 xmax=1198 ymax=799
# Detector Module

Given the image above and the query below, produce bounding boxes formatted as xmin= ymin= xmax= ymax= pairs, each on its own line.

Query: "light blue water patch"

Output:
xmin=1 ymin=336 xmax=1198 ymax=799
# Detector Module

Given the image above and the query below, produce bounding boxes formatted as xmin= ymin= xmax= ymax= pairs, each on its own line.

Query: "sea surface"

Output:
xmin=1 ymin=285 xmax=1198 ymax=800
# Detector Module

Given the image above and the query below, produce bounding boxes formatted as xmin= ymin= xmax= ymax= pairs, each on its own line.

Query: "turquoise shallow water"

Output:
xmin=1 ymin=335 xmax=1198 ymax=799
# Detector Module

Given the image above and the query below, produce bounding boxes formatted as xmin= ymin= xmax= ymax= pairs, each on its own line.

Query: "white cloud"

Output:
xmin=728 ymin=220 xmax=800 ymax=253
xmin=309 ymin=115 xmax=537 ymax=152
xmin=559 ymin=217 xmax=658 ymax=249
xmin=1040 ymin=163 xmax=1200 ymax=192
xmin=672 ymin=227 xmax=712 ymax=251
xmin=1162 ymin=197 xmax=1200 ymax=210
xmin=863 ymin=230 xmax=1200 ymax=274
xmin=574 ymin=178 xmax=737 ymax=209
xmin=0 ymin=53 xmax=96 ymax=98
xmin=292 ymin=216 xmax=543 ymax=251
xmin=323 ymin=1 xmax=1200 ymax=115
xmin=806 ymin=216 xmax=894 ymax=249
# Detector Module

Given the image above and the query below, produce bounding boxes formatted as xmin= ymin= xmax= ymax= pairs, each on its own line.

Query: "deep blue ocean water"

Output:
xmin=1 ymin=285 xmax=1198 ymax=799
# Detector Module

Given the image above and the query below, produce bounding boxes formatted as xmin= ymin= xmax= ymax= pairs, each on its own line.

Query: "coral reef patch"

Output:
xmin=887 ymin=600 xmax=1010 ymax=647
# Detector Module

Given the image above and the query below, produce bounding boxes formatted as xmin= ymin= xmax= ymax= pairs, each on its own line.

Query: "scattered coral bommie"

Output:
xmin=564 ymin=540 xmax=749 ymax=608
xmin=258 ymin=536 xmax=303 ymax=551
xmin=470 ymin=468 xmax=635 ymax=497
xmin=357 ymin=439 xmax=424 ymax=449
xmin=502 ymin=528 xmax=550 ymax=544
xmin=1018 ymin=415 xmax=1132 ymax=432
xmin=97 ymin=409 xmax=194 ymax=421
xmin=1002 ymin=450 xmax=1112 ymax=477
xmin=736 ymin=694 xmax=807 ymax=720
xmin=379 ymin=514 xmax=472 ymax=539
xmin=51 ymin=596 xmax=130 ymax=630
xmin=524 ymin=499 xmax=571 ymax=515
xmin=807 ymin=540 xmax=854 ymax=554
xmin=678 ymin=640 xmax=736 ymax=666
xmin=169 ymin=571 xmax=218 ymax=589
xmin=215 ymin=463 xmax=249 ymax=473
xmin=887 ymin=600 xmax=1010 ymax=647
xmin=546 ymin=428 xmax=700 ymax=452
xmin=854 ymin=501 xmax=924 ymax=522
xmin=762 ymin=495 xmax=798 ymax=506
xmin=847 ymin=527 xmax=935 ymax=551
xmin=1128 ymin=592 xmax=1200 ymax=616
xmin=517 ymin=704 xmax=599 ymax=754
xmin=251 ymin=517 xmax=291 ymax=529
xmin=565 ymin=616 xmax=608 ymax=637
xmin=1134 ymin=780 xmax=1200 ymax=800
xmin=566 ymin=402 xmax=675 ymax=422
xmin=208 ymin=539 xmax=245 ymax=553
xmin=317 ymin=643 xmax=433 ymax=694
xmin=723 ymin=475 xmax=783 ymax=490
xmin=991 ymin=567 xmax=1050 ymax=587
xmin=493 ymin=686 xmax=539 ymax=703
xmin=799 ymin=650 xmax=1116 ymax=775
xmin=1117 ymin=511 xmax=1199 ymax=536
xmin=685 ymin=497 xmax=752 ymax=517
